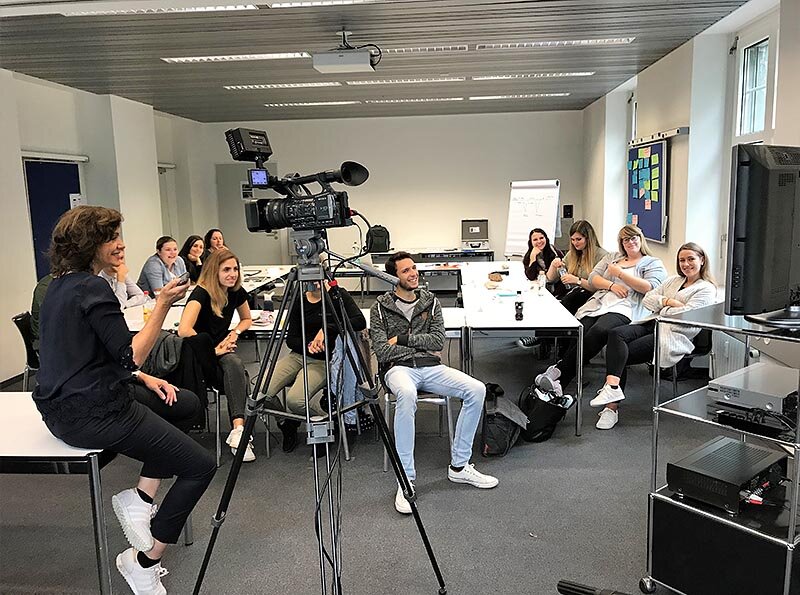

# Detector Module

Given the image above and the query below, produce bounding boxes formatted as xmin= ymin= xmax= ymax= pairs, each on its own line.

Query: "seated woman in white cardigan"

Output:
xmin=589 ymin=242 xmax=717 ymax=429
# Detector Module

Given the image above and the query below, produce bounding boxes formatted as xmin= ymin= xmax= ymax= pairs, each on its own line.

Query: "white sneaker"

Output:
xmin=596 ymin=407 xmax=619 ymax=430
xmin=538 ymin=377 xmax=563 ymax=397
xmin=590 ymin=384 xmax=626 ymax=408
xmin=447 ymin=463 xmax=499 ymax=489
xmin=116 ymin=547 xmax=167 ymax=595
xmin=516 ymin=336 xmax=537 ymax=349
xmin=535 ymin=365 xmax=561 ymax=387
xmin=231 ymin=440 xmax=256 ymax=462
xmin=112 ymin=489 xmax=156 ymax=552
xmin=394 ymin=483 xmax=414 ymax=515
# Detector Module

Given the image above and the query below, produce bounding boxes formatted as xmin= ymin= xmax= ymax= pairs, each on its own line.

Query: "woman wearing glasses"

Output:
xmin=535 ymin=224 xmax=667 ymax=429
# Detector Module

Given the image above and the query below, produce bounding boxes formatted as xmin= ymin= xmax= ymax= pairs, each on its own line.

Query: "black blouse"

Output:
xmin=187 ymin=285 xmax=248 ymax=346
xmin=33 ymin=272 xmax=137 ymax=433
xmin=286 ymin=287 xmax=366 ymax=361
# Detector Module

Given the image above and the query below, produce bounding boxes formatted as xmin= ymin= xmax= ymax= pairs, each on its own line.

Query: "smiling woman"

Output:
xmin=137 ymin=235 xmax=187 ymax=294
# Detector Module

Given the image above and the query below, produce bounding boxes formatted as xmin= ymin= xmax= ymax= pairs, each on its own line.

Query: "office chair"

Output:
xmin=12 ymin=312 xmax=39 ymax=391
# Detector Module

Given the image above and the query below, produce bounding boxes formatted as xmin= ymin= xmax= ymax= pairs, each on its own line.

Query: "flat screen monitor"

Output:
xmin=725 ymin=144 xmax=800 ymax=327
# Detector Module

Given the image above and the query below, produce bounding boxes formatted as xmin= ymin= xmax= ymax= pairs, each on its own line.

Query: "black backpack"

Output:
xmin=481 ymin=383 xmax=529 ymax=457
xmin=365 ymin=225 xmax=391 ymax=253
xmin=518 ymin=384 xmax=567 ymax=443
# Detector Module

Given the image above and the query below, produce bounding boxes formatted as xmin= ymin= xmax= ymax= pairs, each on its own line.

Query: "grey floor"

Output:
xmin=0 ymin=296 xmax=713 ymax=595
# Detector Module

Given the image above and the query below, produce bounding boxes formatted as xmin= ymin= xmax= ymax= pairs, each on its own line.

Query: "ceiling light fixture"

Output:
xmin=63 ymin=4 xmax=257 ymax=15
xmin=364 ymin=97 xmax=464 ymax=103
xmin=472 ymin=71 xmax=595 ymax=80
xmin=469 ymin=93 xmax=570 ymax=100
xmin=475 ymin=38 xmax=635 ymax=50
xmin=267 ymin=0 xmax=381 ymax=7
xmin=346 ymin=77 xmax=465 ymax=85
xmin=162 ymin=52 xmax=310 ymax=63
xmin=264 ymin=100 xmax=361 ymax=107
xmin=381 ymin=45 xmax=469 ymax=54
xmin=225 ymin=82 xmax=341 ymax=89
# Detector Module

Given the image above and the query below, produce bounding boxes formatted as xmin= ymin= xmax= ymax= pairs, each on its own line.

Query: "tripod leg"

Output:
xmin=369 ymin=401 xmax=448 ymax=594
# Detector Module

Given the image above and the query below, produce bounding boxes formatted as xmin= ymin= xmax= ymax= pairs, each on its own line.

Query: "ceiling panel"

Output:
xmin=0 ymin=0 xmax=748 ymax=121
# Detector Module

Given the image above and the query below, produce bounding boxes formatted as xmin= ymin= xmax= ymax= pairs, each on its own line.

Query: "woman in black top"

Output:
xmin=178 ymin=234 xmax=204 ymax=283
xmin=518 ymin=228 xmax=565 ymax=350
xmin=33 ymin=206 xmax=215 ymax=595
xmin=261 ymin=280 xmax=366 ymax=452
xmin=178 ymin=249 xmax=254 ymax=461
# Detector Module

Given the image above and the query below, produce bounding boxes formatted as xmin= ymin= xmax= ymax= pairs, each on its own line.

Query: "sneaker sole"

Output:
xmin=394 ymin=503 xmax=412 ymax=515
xmin=448 ymin=476 xmax=499 ymax=489
xmin=112 ymin=496 xmax=154 ymax=553
xmin=116 ymin=554 xmax=141 ymax=595
xmin=596 ymin=421 xmax=618 ymax=430
xmin=589 ymin=395 xmax=625 ymax=408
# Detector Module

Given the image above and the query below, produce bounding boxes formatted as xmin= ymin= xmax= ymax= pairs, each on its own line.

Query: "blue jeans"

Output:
xmin=384 ymin=364 xmax=485 ymax=481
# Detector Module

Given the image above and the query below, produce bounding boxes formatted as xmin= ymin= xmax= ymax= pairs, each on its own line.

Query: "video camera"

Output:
xmin=225 ymin=127 xmax=369 ymax=233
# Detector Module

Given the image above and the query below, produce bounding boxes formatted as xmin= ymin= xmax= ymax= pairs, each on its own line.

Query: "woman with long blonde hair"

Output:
xmin=179 ymin=248 xmax=255 ymax=461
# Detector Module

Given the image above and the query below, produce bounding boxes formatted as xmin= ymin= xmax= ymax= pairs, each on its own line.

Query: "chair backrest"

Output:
xmin=691 ymin=328 xmax=713 ymax=356
xmin=12 ymin=312 xmax=39 ymax=369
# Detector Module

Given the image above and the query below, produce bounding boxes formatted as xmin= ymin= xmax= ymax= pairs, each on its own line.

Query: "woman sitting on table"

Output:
xmin=535 ymin=224 xmax=667 ymax=430
xmin=178 ymin=249 xmax=255 ymax=461
xmin=545 ymin=219 xmax=608 ymax=314
xmin=202 ymin=228 xmax=227 ymax=262
xmin=137 ymin=236 xmax=187 ymax=295
xmin=179 ymin=235 xmax=204 ymax=284
xmin=33 ymin=206 xmax=215 ymax=595
xmin=98 ymin=250 xmax=148 ymax=309
xmin=517 ymin=228 xmax=564 ymax=350
xmin=589 ymin=242 xmax=716 ymax=427
xmin=261 ymin=278 xmax=365 ymax=453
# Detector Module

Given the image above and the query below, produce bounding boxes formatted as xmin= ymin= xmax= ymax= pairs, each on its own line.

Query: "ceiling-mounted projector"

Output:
xmin=312 ymin=49 xmax=375 ymax=74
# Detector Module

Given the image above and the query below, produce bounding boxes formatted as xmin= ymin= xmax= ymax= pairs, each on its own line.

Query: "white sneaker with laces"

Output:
xmin=116 ymin=547 xmax=167 ymax=595
xmin=447 ymin=463 xmax=499 ymax=489
xmin=590 ymin=384 xmax=625 ymax=408
xmin=516 ymin=336 xmax=537 ymax=349
xmin=112 ymin=489 xmax=156 ymax=552
xmin=394 ymin=483 xmax=414 ymax=515
xmin=596 ymin=407 xmax=619 ymax=430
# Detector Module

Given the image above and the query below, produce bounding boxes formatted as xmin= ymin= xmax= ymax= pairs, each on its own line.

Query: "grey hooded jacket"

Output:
xmin=369 ymin=289 xmax=444 ymax=369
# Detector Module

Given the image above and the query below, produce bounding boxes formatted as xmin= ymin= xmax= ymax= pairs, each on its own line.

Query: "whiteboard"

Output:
xmin=503 ymin=179 xmax=560 ymax=257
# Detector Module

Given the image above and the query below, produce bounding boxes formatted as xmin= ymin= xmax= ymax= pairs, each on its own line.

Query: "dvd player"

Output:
xmin=708 ymin=362 xmax=798 ymax=413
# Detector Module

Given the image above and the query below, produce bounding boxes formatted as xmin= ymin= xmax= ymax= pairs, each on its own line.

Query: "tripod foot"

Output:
xmin=438 ymin=587 xmax=447 ymax=594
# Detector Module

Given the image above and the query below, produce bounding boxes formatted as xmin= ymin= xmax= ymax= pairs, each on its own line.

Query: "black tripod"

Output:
xmin=193 ymin=232 xmax=447 ymax=595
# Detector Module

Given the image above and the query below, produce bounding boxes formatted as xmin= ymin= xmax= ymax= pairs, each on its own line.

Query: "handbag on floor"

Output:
xmin=518 ymin=384 xmax=570 ymax=443
xmin=481 ymin=383 xmax=529 ymax=457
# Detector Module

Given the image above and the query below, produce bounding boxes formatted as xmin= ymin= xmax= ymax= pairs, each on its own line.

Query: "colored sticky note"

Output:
xmin=652 ymin=167 xmax=660 ymax=178
xmin=633 ymin=159 xmax=639 ymax=170
xmin=627 ymin=213 xmax=633 ymax=224
xmin=632 ymin=214 xmax=639 ymax=225
xmin=631 ymin=187 xmax=637 ymax=199
xmin=644 ymin=180 xmax=651 ymax=190
xmin=638 ymin=148 xmax=646 ymax=159
xmin=644 ymin=157 xmax=650 ymax=167
xmin=640 ymin=168 xmax=650 ymax=181
xmin=645 ymin=199 xmax=652 ymax=211
xmin=638 ymin=147 xmax=651 ymax=159
xmin=627 ymin=161 xmax=633 ymax=170
xmin=652 ymin=178 xmax=660 ymax=190
xmin=652 ymin=190 xmax=659 ymax=202
xmin=639 ymin=187 xmax=645 ymax=198
xmin=652 ymin=153 xmax=659 ymax=165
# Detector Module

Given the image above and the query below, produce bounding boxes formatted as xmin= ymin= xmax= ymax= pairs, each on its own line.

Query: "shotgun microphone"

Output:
xmin=557 ymin=579 xmax=633 ymax=595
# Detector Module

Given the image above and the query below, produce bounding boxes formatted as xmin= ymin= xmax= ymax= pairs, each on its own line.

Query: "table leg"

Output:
xmin=462 ymin=326 xmax=472 ymax=376
xmin=575 ymin=324 xmax=583 ymax=437
xmin=88 ymin=453 xmax=112 ymax=594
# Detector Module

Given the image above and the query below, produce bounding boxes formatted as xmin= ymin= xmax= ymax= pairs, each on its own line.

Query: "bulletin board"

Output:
xmin=627 ymin=140 xmax=668 ymax=243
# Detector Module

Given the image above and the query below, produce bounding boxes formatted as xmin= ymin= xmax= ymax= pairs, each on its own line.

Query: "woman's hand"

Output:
xmin=215 ymin=338 xmax=236 ymax=356
xmin=607 ymin=263 xmax=623 ymax=278
xmin=663 ymin=297 xmax=685 ymax=309
xmin=115 ymin=261 xmax=129 ymax=282
xmin=562 ymin=273 xmax=580 ymax=285
xmin=139 ymin=372 xmax=179 ymax=406
xmin=308 ymin=329 xmax=325 ymax=354
xmin=225 ymin=330 xmax=240 ymax=346
xmin=609 ymin=282 xmax=629 ymax=298
xmin=552 ymin=257 xmax=563 ymax=269
xmin=156 ymin=277 xmax=189 ymax=307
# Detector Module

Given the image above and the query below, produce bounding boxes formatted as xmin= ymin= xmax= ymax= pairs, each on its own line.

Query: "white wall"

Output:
xmin=774 ymin=0 xmax=800 ymax=145
xmin=200 ymin=111 xmax=585 ymax=259
xmin=582 ymin=97 xmax=606 ymax=241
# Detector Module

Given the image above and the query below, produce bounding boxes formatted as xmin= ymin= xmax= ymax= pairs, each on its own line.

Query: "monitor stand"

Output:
xmin=745 ymin=305 xmax=800 ymax=329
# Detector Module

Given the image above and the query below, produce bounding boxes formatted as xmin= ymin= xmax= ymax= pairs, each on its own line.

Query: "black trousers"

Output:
xmin=558 ymin=312 xmax=631 ymax=387
xmin=133 ymin=381 xmax=199 ymax=433
xmin=53 ymin=389 xmax=216 ymax=544
xmin=605 ymin=321 xmax=656 ymax=389
xmin=558 ymin=287 xmax=593 ymax=315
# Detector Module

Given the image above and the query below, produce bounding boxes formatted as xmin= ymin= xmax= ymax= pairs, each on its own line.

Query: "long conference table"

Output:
xmin=126 ymin=260 xmax=585 ymax=434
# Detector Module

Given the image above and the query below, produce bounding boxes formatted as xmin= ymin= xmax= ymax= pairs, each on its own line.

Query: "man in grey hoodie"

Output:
xmin=370 ymin=252 xmax=498 ymax=514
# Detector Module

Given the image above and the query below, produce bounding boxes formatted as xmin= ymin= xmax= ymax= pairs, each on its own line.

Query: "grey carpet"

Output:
xmin=1 ymin=313 xmax=712 ymax=594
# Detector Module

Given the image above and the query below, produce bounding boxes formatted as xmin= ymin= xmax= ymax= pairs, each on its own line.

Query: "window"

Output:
xmin=738 ymin=39 xmax=769 ymax=136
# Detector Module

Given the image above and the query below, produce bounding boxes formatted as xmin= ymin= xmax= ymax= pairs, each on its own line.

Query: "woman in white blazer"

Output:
xmin=588 ymin=242 xmax=717 ymax=429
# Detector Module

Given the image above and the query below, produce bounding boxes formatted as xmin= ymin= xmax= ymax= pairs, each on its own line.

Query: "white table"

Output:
xmin=240 ymin=264 xmax=293 ymax=294
xmin=124 ymin=306 xmax=280 ymax=333
xmin=459 ymin=261 xmax=585 ymax=435
xmin=0 ymin=392 xmax=116 ymax=593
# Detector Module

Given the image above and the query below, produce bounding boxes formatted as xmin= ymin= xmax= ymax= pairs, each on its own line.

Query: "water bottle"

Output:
xmin=537 ymin=271 xmax=547 ymax=295
xmin=142 ymin=291 xmax=152 ymax=322
xmin=558 ymin=266 xmax=571 ymax=288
